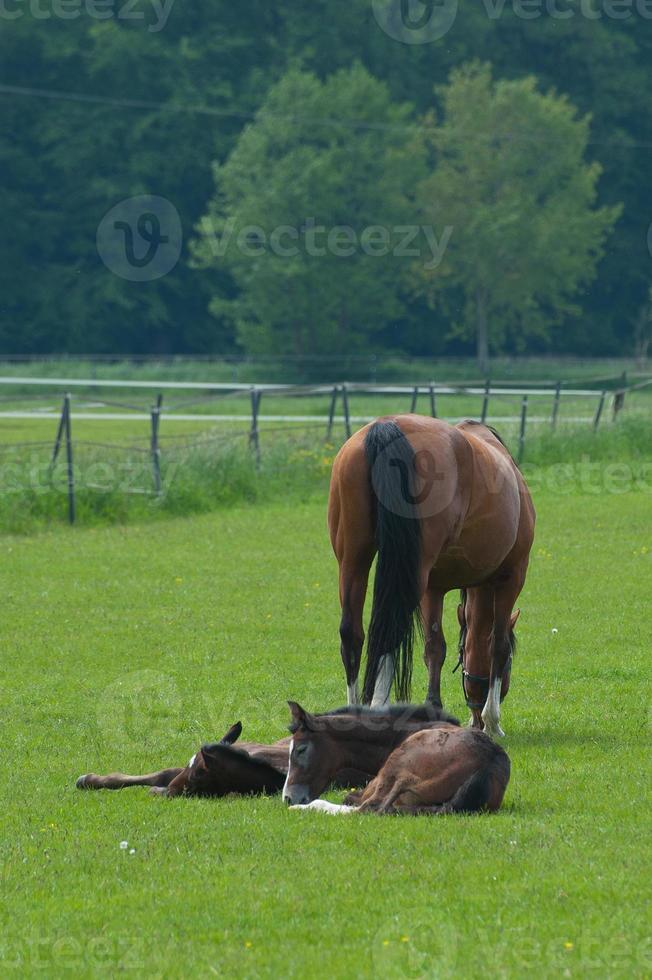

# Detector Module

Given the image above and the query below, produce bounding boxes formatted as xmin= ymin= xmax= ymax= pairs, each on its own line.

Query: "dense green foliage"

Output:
xmin=1 ymin=493 xmax=650 ymax=976
xmin=414 ymin=64 xmax=621 ymax=371
xmin=2 ymin=3 xmax=651 ymax=361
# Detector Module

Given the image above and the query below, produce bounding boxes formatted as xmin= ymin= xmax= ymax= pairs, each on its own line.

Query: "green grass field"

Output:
xmin=1 ymin=485 xmax=650 ymax=977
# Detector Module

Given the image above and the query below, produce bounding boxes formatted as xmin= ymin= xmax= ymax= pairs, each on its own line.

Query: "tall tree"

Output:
xmin=193 ymin=65 xmax=427 ymax=356
xmin=415 ymin=63 xmax=622 ymax=372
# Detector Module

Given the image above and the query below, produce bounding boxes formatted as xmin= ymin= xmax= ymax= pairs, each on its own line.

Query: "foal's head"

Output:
xmin=167 ymin=721 xmax=285 ymax=798
xmin=282 ymin=702 xmax=341 ymax=805
xmin=282 ymin=700 xmax=459 ymax=805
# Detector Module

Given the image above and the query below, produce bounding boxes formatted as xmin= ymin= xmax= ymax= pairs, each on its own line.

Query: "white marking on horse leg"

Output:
xmin=281 ymin=739 xmax=293 ymax=801
xmin=290 ymin=799 xmax=357 ymax=815
xmin=481 ymin=677 xmax=505 ymax=738
xmin=347 ymin=681 xmax=359 ymax=706
xmin=371 ymin=655 xmax=393 ymax=707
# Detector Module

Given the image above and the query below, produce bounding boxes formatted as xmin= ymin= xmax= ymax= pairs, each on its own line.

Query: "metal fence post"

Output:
xmin=551 ymin=381 xmax=561 ymax=430
xmin=429 ymin=382 xmax=437 ymax=418
xmin=49 ymin=396 xmax=67 ymax=473
xmin=341 ymin=384 xmax=351 ymax=439
xmin=410 ymin=385 xmax=419 ymax=413
xmin=250 ymin=387 xmax=261 ymax=466
xmin=593 ymin=390 xmax=606 ymax=431
xmin=150 ymin=393 xmax=163 ymax=496
xmin=613 ymin=371 xmax=627 ymax=420
xmin=326 ymin=385 xmax=339 ymax=440
xmin=518 ymin=395 xmax=528 ymax=465
xmin=64 ymin=392 xmax=75 ymax=524
xmin=481 ymin=379 xmax=491 ymax=425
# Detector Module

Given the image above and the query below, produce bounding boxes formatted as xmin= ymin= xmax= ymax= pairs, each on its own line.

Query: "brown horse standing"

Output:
xmin=328 ymin=415 xmax=535 ymax=736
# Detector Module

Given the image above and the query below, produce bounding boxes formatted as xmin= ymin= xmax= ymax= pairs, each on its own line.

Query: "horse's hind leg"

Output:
xmin=329 ymin=450 xmax=375 ymax=705
xmin=338 ymin=561 xmax=372 ymax=705
xmin=481 ymin=564 xmax=527 ymax=738
xmin=422 ymin=585 xmax=446 ymax=707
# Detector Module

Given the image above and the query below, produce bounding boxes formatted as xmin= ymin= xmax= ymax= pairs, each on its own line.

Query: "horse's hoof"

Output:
xmin=483 ymin=724 xmax=506 ymax=739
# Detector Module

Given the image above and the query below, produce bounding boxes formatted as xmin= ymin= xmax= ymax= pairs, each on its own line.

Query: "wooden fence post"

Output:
xmin=481 ymin=379 xmax=491 ymax=425
xmin=593 ymin=390 xmax=606 ymax=431
xmin=326 ymin=385 xmax=339 ymax=441
xmin=518 ymin=395 xmax=528 ymax=464
xmin=64 ymin=392 xmax=75 ymax=525
xmin=341 ymin=384 xmax=351 ymax=439
xmin=250 ymin=387 xmax=261 ymax=467
xmin=150 ymin=393 xmax=163 ymax=496
xmin=429 ymin=382 xmax=437 ymax=418
xmin=410 ymin=385 xmax=419 ymax=413
xmin=551 ymin=381 xmax=562 ymax=430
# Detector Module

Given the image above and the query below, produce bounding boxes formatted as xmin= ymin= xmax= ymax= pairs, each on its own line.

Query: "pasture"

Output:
xmin=1 ymin=486 xmax=650 ymax=977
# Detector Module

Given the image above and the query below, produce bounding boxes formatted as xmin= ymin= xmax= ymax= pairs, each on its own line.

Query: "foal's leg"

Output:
xmin=290 ymin=799 xmax=358 ymax=815
xmin=76 ymin=768 xmax=184 ymax=791
xmin=422 ymin=585 xmax=446 ymax=707
xmin=481 ymin=564 xmax=527 ymax=738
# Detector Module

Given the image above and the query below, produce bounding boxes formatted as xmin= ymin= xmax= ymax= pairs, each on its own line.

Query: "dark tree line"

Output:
xmin=1 ymin=1 xmax=650 ymax=361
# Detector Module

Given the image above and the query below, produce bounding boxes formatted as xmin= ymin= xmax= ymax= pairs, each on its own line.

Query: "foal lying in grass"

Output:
xmin=283 ymin=703 xmax=510 ymax=815
xmin=77 ymin=703 xmax=456 ymax=800
xmin=77 ymin=722 xmax=290 ymax=798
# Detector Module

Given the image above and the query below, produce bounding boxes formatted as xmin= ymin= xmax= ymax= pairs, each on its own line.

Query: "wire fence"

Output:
xmin=0 ymin=372 xmax=649 ymax=524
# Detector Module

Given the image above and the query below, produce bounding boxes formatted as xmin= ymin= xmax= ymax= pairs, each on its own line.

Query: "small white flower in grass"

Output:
xmin=119 ymin=841 xmax=128 ymax=850
xmin=551 ymin=628 xmax=558 ymax=635
xmin=129 ymin=849 xmax=136 ymax=855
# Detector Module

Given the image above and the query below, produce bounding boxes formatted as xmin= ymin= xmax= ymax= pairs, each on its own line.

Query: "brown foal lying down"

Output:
xmin=77 ymin=722 xmax=289 ymax=798
xmin=76 ymin=720 xmax=374 ymax=799
xmin=283 ymin=703 xmax=510 ymax=815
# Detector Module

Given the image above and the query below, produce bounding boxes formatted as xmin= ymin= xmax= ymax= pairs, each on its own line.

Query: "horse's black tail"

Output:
xmin=362 ymin=419 xmax=422 ymax=703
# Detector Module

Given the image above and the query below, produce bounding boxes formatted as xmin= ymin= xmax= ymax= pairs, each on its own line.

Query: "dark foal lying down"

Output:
xmin=283 ymin=703 xmax=510 ymax=815
xmin=76 ymin=720 xmax=375 ymax=799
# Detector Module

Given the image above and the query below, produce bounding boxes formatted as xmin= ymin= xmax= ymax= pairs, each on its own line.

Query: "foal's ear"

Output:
xmin=457 ymin=603 xmax=465 ymax=628
xmin=510 ymin=608 xmax=521 ymax=629
xmin=220 ymin=721 xmax=243 ymax=745
xmin=287 ymin=701 xmax=312 ymax=730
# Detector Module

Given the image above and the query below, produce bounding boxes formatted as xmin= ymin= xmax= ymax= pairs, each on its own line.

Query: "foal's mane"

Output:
xmin=289 ymin=703 xmax=459 ymax=738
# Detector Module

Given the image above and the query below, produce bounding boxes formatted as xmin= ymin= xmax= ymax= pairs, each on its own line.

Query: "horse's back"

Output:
xmin=329 ymin=413 xmax=534 ymax=586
